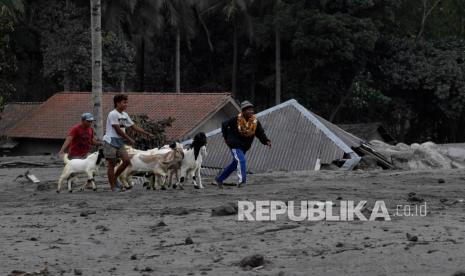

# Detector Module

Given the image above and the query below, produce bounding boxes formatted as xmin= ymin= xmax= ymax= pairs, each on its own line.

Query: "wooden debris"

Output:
xmin=0 ymin=161 xmax=46 ymax=168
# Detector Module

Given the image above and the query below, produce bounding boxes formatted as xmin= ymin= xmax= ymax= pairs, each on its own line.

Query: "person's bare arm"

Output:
xmin=59 ymin=136 xmax=73 ymax=155
xmin=130 ymin=125 xmax=154 ymax=138
xmin=89 ymin=129 xmax=102 ymax=146
xmin=112 ymin=124 xmax=135 ymax=145
xmin=92 ymin=138 xmax=103 ymax=146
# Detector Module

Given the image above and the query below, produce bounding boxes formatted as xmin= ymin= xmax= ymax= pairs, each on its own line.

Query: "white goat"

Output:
xmin=118 ymin=142 xmax=184 ymax=190
xmin=118 ymin=145 xmax=171 ymax=188
xmin=175 ymin=145 xmax=207 ymax=189
xmin=119 ymin=145 xmax=160 ymax=188
xmin=57 ymin=149 xmax=105 ymax=193
xmin=169 ymin=132 xmax=207 ymax=190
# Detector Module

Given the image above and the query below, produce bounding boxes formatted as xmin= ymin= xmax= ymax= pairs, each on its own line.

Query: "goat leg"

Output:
xmin=67 ymin=176 xmax=75 ymax=193
xmin=149 ymin=174 xmax=155 ymax=190
xmin=88 ymin=171 xmax=97 ymax=191
xmin=196 ymin=168 xmax=203 ymax=189
xmin=160 ymin=175 xmax=167 ymax=190
xmin=92 ymin=171 xmax=97 ymax=191
xmin=57 ymin=175 xmax=65 ymax=193
xmin=192 ymin=171 xmax=200 ymax=189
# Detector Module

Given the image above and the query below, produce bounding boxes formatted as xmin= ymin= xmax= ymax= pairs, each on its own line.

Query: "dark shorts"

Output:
xmin=103 ymin=142 xmax=127 ymax=162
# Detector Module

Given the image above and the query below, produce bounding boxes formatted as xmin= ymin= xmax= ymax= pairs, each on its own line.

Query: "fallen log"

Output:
xmin=0 ymin=161 xmax=47 ymax=167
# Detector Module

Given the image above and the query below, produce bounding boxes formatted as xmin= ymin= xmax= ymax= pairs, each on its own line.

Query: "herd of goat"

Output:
xmin=57 ymin=132 xmax=208 ymax=193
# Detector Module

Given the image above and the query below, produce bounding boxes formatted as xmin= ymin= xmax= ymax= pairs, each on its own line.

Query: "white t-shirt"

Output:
xmin=103 ymin=109 xmax=134 ymax=144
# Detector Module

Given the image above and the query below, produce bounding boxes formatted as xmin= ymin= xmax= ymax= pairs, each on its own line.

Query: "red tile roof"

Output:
xmin=0 ymin=102 xmax=42 ymax=136
xmin=7 ymin=92 xmax=235 ymax=140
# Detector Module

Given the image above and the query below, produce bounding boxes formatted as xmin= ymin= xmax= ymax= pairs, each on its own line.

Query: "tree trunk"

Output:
xmin=250 ymin=67 xmax=256 ymax=103
xmin=119 ymin=75 xmax=125 ymax=92
xmin=197 ymin=8 xmax=213 ymax=52
xmin=139 ymin=38 xmax=145 ymax=91
xmin=416 ymin=0 xmax=428 ymax=42
xmin=460 ymin=16 xmax=465 ymax=36
xmin=90 ymin=0 xmax=103 ymax=138
xmin=175 ymin=28 xmax=181 ymax=93
xmin=63 ymin=70 xmax=71 ymax=91
xmin=275 ymin=19 xmax=281 ymax=105
xmin=116 ymin=27 xmax=126 ymax=93
xmin=232 ymin=20 xmax=238 ymax=98
xmin=329 ymin=87 xmax=353 ymax=122
xmin=416 ymin=0 xmax=441 ymax=42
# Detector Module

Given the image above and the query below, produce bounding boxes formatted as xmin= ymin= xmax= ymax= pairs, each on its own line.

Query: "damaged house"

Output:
xmin=0 ymin=102 xmax=42 ymax=155
xmin=190 ymin=99 xmax=392 ymax=176
xmin=339 ymin=122 xmax=396 ymax=144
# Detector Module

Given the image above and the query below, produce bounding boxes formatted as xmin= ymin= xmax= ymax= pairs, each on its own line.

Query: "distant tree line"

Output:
xmin=1 ymin=0 xmax=465 ymax=143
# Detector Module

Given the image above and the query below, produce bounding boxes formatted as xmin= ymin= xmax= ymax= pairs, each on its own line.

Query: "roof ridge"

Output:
xmin=274 ymin=100 xmax=357 ymax=154
xmin=254 ymin=99 xmax=297 ymax=117
xmin=5 ymin=102 xmax=43 ymax=105
xmin=56 ymin=91 xmax=232 ymax=95
xmin=339 ymin=122 xmax=382 ymax=126
xmin=290 ymin=102 xmax=356 ymax=155
xmin=197 ymin=99 xmax=299 ymax=140
xmin=178 ymin=97 xmax=236 ymax=138
xmin=197 ymin=99 xmax=358 ymax=155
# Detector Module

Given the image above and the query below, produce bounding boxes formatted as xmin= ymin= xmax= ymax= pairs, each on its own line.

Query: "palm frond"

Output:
xmin=0 ymin=0 xmax=24 ymax=20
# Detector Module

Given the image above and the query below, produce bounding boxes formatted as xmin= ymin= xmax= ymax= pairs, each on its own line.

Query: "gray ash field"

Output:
xmin=1 ymin=159 xmax=465 ymax=276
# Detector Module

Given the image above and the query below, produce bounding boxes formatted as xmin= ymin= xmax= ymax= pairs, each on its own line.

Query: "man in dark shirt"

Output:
xmin=216 ymin=101 xmax=271 ymax=188
xmin=59 ymin=113 xmax=102 ymax=159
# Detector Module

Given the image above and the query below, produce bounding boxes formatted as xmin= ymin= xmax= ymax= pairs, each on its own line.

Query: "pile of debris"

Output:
xmin=0 ymin=155 xmax=62 ymax=167
xmin=126 ymin=115 xmax=174 ymax=150
xmin=369 ymin=140 xmax=465 ymax=170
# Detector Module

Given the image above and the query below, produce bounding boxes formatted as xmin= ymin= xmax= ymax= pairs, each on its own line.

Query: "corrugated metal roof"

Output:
xmin=339 ymin=122 xmax=395 ymax=144
xmin=184 ymin=99 xmax=363 ymax=175
xmin=314 ymin=113 xmax=365 ymax=148
xmin=339 ymin=122 xmax=381 ymax=141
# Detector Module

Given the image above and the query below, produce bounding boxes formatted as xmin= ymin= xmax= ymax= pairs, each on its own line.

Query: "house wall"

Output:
xmin=197 ymin=111 xmax=229 ymax=134
xmin=6 ymin=138 xmax=63 ymax=156
xmin=183 ymin=102 xmax=240 ymax=140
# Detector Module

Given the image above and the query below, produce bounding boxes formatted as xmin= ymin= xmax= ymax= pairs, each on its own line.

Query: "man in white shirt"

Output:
xmin=103 ymin=94 xmax=154 ymax=192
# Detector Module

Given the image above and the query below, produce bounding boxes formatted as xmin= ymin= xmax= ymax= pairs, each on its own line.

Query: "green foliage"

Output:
xmin=35 ymin=1 xmax=138 ymax=92
xmin=396 ymin=0 xmax=465 ymax=40
xmin=292 ymin=11 xmax=378 ymax=68
xmin=126 ymin=115 xmax=175 ymax=149
xmin=351 ymin=79 xmax=391 ymax=110
xmin=0 ymin=15 xmax=16 ymax=103
xmin=5 ymin=0 xmax=465 ymax=143
xmin=35 ymin=0 xmax=91 ymax=90
xmin=0 ymin=0 xmax=24 ymax=20
xmin=374 ymin=37 xmax=465 ymax=141
xmin=102 ymin=31 xmax=136 ymax=90
xmin=285 ymin=4 xmax=380 ymax=118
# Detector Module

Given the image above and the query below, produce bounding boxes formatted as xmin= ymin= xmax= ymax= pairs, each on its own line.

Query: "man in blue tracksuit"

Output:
xmin=215 ymin=100 xmax=271 ymax=188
